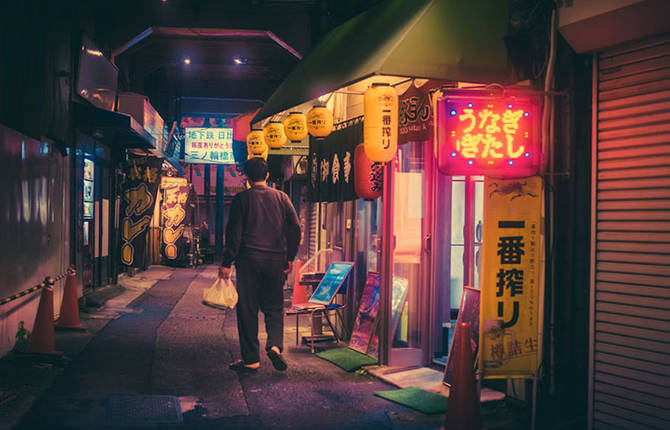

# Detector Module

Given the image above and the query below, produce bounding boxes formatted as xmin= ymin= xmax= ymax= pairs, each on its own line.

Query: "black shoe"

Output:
xmin=229 ymin=360 xmax=258 ymax=372
xmin=267 ymin=348 xmax=287 ymax=371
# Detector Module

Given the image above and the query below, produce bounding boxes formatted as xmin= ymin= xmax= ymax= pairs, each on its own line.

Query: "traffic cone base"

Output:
xmin=56 ymin=269 xmax=86 ymax=331
xmin=291 ymin=260 xmax=308 ymax=307
xmin=19 ymin=285 xmax=63 ymax=360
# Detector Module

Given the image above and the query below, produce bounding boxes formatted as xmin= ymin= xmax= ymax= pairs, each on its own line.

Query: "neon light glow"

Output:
xmin=436 ymin=94 xmax=541 ymax=177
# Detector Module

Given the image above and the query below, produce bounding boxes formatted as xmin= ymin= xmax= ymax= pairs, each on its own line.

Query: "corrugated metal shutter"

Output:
xmin=308 ymin=202 xmax=319 ymax=258
xmin=593 ymin=33 xmax=670 ymax=430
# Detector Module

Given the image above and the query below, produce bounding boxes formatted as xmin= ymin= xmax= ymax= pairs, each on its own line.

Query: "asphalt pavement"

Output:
xmin=4 ymin=265 xmax=444 ymax=430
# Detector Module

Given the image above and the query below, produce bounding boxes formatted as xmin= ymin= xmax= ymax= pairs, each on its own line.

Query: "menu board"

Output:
xmin=309 ymin=262 xmax=354 ymax=305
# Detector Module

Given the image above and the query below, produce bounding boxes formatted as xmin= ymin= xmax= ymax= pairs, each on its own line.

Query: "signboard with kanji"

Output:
xmin=185 ymin=127 xmax=234 ymax=164
xmin=436 ymin=92 xmax=541 ymax=177
xmin=480 ymin=176 xmax=543 ymax=379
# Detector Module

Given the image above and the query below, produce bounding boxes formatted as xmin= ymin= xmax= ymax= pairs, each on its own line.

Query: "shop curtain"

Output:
xmin=308 ymin=120 xmax=361 ymax=202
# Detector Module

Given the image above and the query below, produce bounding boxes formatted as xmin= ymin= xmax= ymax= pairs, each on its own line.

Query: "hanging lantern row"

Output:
xmin=364 ymin=83 xmax=398 ymax=163
xmin=246 ymin=129 xmax=268 ymax=160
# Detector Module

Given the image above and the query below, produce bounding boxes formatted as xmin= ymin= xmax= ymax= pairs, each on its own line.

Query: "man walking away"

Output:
xmin=219 ymin=157 xmax=301 ymax=372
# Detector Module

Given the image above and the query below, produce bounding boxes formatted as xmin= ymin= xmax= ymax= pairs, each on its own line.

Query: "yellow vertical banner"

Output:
xmin=480 ymin=176 xmax=544 ymax=379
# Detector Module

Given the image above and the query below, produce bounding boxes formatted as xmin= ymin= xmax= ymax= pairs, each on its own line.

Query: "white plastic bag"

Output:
xmin=202 ymin=278 xmax=238 ymax=309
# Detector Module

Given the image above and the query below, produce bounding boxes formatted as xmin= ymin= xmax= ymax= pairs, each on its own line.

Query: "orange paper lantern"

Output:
xmin=247 ymin=130 xmax=268 ymax=159
xmin=283 ymin=112 xmax=308 ymax=142
xmin=354 ymin=143 xmax=383 ymax=200
xmin=263 ymin=121 xmax=286 ymax=149
xmin=306 ymin=105 xmax=334 ymax=138
xmin=364 ymin=83 xmax=398 ymax=162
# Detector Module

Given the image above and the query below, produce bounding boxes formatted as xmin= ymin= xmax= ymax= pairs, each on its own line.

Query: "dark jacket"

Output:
xmin=222 ymin=184 xmax=301 ymax=267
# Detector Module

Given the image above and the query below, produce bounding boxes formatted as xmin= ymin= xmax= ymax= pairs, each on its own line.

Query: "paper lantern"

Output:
xmin=246 ymin=130 xmax=268 ymax=160
xmin=354 ymin=143 xmax=383 ymax=200
xmin=364 ymin=83 xmax=398 ymax=162
xmin=263 ymin=121 xmax=286 ymax=149
xmin=306 ymin=105 xmax=333 ymax=138
xmin=283 ymin=112 xmax=308 ymax=142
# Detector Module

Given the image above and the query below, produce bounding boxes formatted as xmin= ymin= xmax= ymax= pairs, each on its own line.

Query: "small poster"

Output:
xmin=391 ymin=276 xmax=409 ymax=338
xmin=349 ymin=273 xmax=381 ymax=356
xmin=443 ymin=286 xmax=481 ymax=386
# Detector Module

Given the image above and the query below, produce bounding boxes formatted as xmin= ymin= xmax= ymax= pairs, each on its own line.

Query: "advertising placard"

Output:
xmin=349 ymin=272 xmax=381 ymax=356
xmin=480 ymin=176 xmax=543 ymax=379
xmin=160 ymin=177 xmax=190 ymax=262
xmin=119 ymin=157 xmax=163 ymax=267
xmin=185 ymin=127 xmax=234 ymax=164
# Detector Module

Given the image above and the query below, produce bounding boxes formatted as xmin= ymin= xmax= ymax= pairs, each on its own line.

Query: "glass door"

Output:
xmin=381 ymin=140 xmax=432 ymax=366
xmin=431 ymin=174 xmax=484 ymax=365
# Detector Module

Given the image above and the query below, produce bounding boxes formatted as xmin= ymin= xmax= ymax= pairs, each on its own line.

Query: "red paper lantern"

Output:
xmin=354 ymin=143 xmax=383 ymax=200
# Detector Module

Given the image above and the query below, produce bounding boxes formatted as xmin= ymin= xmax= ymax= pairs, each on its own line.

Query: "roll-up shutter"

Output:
xmin=593 ymin=33 xmax=670 ymax=430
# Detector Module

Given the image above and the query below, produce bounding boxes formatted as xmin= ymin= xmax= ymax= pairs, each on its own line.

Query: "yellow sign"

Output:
xmin=480 ymin=176 xmax=543 ymax=379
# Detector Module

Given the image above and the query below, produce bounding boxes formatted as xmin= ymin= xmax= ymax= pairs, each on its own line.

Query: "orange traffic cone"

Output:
xmin=443 ymin=322 xmax=482 ymax=430
xmin=56 ymin=266 xmax=86 ymax=330
xmin=24 ymin=278 xmax=61 ymax=358
xmin=291 ymin=260 xmax=307 ymax=308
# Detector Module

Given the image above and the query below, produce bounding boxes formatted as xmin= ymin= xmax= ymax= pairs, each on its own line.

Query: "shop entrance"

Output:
xmin=431 ymin=174 xmax=484 ymax=365
xmin=381 ymin=140 xmax=433 ymax=366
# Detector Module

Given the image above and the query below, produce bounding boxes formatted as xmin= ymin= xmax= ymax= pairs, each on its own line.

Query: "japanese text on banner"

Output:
xmin=480 ymin=176 xmax=543 ymax=379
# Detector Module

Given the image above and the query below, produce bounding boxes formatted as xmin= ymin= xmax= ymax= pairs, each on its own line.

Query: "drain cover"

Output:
xmin=107 ymin=395 xmax=182 ymax=425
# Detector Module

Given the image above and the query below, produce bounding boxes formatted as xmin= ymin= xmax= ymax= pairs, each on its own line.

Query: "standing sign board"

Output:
xmin=480 ymin=176 xmax=543 ymax=378
xmin=308 ymin=262 xmax=354 ymax=305
xmin=185 ymin=127 xmax=234 ymax=164
xmin=443 ymin=286 xmax=480 ymax=386
xmin=349 ymin=272 xmax=381 ymax=356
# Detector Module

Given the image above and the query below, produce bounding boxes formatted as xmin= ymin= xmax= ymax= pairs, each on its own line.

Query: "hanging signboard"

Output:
xmin=436 ymin=90 xmax=541 ymax=178
xmin=160 ymin=177 xmax=190 ymax=262
xmin=308 ymin=122 xmax=359 ymax=203
xmin=185 ymin=127 xmax=234 ymax=164
xmin=480 ymin=176 xmax=543 ymax=379
xmin=398 ymin=80 xmax=445 ymax=145
xmin=119 ymin=157 xmax=163 ymax=267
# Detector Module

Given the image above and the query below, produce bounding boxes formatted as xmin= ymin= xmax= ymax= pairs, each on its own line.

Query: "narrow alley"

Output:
xmin=4 ymin=266 xmax=456 ymax=430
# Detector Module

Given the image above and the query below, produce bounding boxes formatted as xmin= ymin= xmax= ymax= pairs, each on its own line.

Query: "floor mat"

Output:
xmin=316 ymin=347 xmax=377 ymax=372
xmin=374 ymin=387 xmax=448 ymax=415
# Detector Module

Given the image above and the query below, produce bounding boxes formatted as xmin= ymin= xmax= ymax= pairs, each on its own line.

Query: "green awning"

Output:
xmin=253 ymin=0 xmax=511 ymax=123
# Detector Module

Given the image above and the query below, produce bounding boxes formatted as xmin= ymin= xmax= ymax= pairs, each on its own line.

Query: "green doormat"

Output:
xmin=375 ymin=387 xmax=448 ymax=415
xmin=316 ymin=347 xmax=378 ymax=372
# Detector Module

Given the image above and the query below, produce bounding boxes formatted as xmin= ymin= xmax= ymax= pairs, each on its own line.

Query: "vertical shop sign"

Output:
xmin=119 ymin=157 xmax=162 ymax=267
xmin=480 ymin=176 xmax=543 ymax=378
xmin=160 ymin=177 xmax=190 ymax=261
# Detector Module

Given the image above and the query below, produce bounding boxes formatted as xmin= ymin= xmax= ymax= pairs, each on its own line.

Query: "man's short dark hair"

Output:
xmin=245 ymin=157 xmax=268 ymax=182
